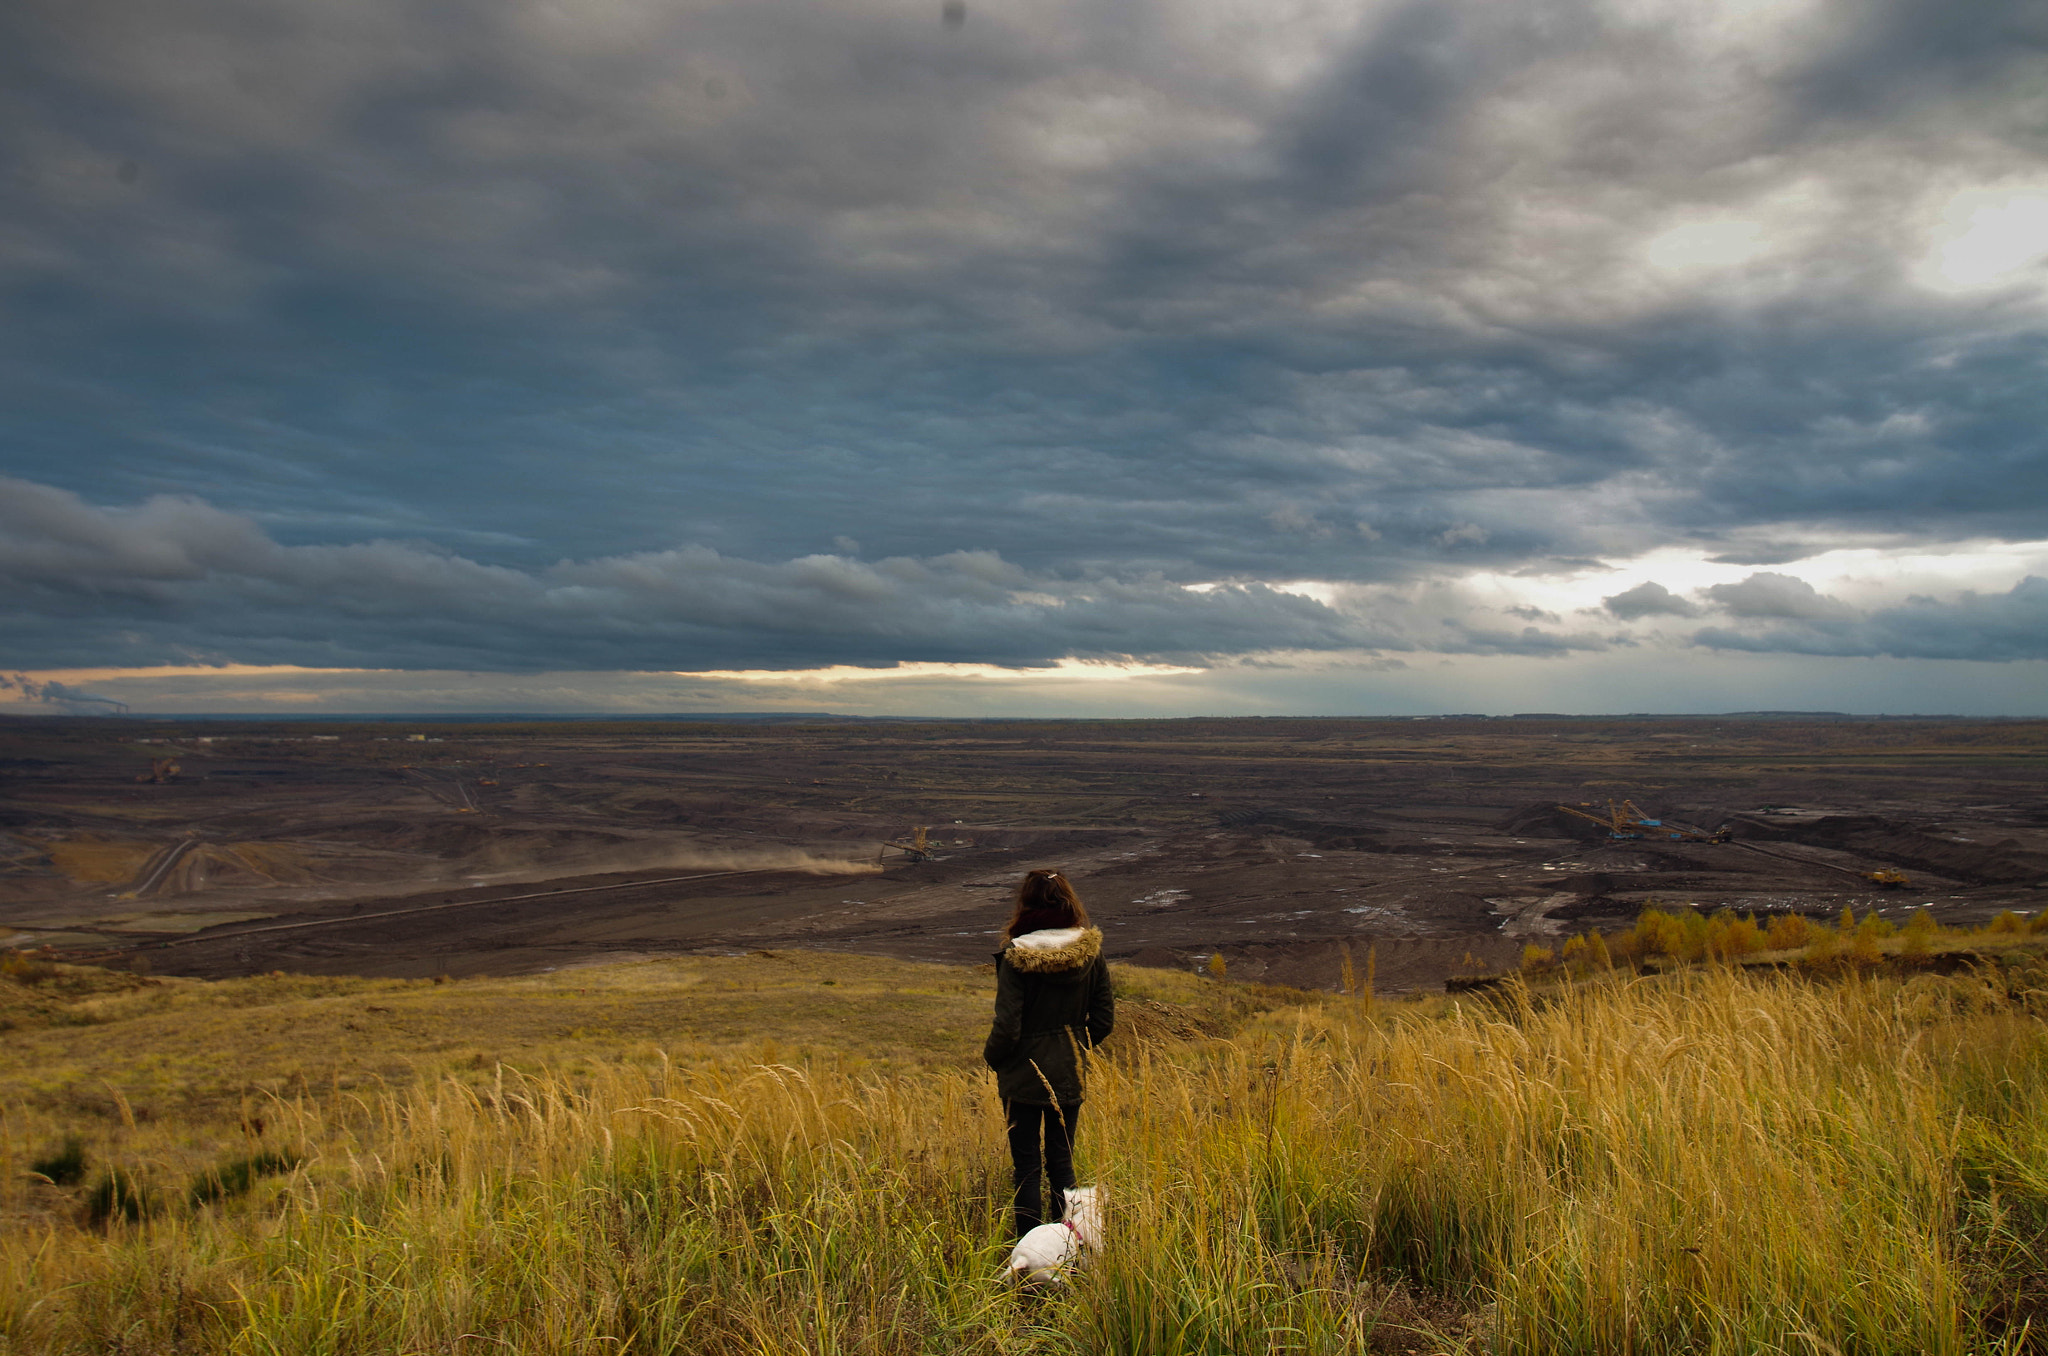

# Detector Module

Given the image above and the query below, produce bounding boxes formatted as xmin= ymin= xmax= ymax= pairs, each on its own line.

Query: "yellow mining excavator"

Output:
xmin=1865 ymin=868 xmax=1910 ymax=888
xmin=880 ymin=826 xmax=937 ymax=863
xmin=1556 ymin=799 xmax=1730 ymax=843
xmin=135 ymin=758 xmax=180 ymax=784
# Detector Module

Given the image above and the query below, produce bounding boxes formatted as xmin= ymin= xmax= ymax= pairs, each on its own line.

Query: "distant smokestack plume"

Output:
xmin=0 ymin=673 xmax=130 ymax=715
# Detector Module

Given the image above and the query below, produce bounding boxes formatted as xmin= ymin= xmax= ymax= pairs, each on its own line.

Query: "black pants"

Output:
xmin=1005 ymin=1099 xmax=1082 ymax=1239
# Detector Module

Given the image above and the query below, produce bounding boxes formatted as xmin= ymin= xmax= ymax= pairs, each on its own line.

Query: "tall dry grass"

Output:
xmin=6 ymin=962 xmax=2047 ymax=1354
xmin=1526 ymin=902 xmax=2048 ymax=975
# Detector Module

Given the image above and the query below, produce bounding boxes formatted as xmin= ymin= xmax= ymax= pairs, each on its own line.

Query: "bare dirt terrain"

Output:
xmin=4 ymin=715 xmax=2046 ymax=994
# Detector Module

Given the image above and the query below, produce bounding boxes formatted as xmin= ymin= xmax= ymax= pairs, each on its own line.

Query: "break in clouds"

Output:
xmin=1 ymin=0 xmax=2046 ymax=695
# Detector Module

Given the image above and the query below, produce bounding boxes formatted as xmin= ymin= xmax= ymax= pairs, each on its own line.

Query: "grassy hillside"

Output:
xmin=0 ymin=949 xmax=1008 ymax=1127
xmin=4 ymin=946 xmax=2048 ymax=1354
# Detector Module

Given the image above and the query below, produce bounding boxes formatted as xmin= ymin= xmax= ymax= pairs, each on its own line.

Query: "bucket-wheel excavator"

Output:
xmin=1555 ymin=799 xmax=1731 ymax=843
xmin=135 ymin=758 xmax=180 ymax=784
xmin=880 ymin=826 xmax=937 ymax=863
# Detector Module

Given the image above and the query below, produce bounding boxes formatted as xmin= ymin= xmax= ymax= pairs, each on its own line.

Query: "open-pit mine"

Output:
xmin=4 ymin=715 xmax=2046 ymax=993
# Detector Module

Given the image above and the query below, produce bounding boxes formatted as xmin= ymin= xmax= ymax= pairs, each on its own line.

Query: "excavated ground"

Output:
xmin=3 ymin=716 xmax=2046 ymax=994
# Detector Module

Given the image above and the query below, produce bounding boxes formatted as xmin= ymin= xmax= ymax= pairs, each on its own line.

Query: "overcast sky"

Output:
xmin=4 ymin=0 xmax=2046 ymax=716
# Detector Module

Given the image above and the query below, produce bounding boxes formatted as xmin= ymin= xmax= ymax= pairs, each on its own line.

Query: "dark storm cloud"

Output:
xmin=0 ymin=476 xmax=1607 ymax=669
xmin=1786 ymin=0 xmax=2048 ymax=119
xmin=2 ymin=0 xmax=2046 ymax=673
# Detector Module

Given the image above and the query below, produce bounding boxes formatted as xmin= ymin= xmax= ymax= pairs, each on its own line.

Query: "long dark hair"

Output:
xmin=1002 ymin=868 xmax=1092 ymax=942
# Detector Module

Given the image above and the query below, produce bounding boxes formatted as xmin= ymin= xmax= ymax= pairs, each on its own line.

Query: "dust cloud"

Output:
xmin=438 ymin=838 xmax=885 ymax=888
xmin=634 ymin=845 xmax=886 ymax=877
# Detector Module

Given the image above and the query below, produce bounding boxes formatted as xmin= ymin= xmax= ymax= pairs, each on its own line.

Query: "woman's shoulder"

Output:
xmin=1002 ymin=926 xmax=1102 ymax=973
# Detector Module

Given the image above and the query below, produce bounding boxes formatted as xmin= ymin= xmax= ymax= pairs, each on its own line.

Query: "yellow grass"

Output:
xmin=0 ymin=953 xmax=1014 ymax=1131
xmin=4 ymin=953 xmax=2047 ymax=1353
xmin=1529 ymin=901 xmax=2048 ymax=977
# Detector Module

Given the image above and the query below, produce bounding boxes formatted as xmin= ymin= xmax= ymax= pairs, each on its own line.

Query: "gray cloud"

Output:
xmin=1785 ymin=0 xmax=2048 ymax=121
xmin=1 ymin=0 xmax=2045 ymax=688
xmin=1603 ymin=581 xmax=1701 ymax=620
xmin=0 ymin=476 xmax=1609 ymax=669
xmin=1706 ymin=543 xmax=1822 ymax=567
xmin=1859 ymin=576 xmax=2048 ymax=661
xmin=1694 ymin=575 xmax=2048 ymax=661
xmin=1703 ymin=572 xmax=1859 ymax=621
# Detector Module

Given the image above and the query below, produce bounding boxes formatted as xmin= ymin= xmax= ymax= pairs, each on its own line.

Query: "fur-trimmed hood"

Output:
xmin=1002 ymin=926 xmax=1103 ymax=973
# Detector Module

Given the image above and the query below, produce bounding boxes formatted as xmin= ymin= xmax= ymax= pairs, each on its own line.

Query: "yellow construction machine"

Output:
xmin=1556 ymin=799 xmax=1730 ymax=843
xmin=880 ymin=826 xmax=937 ymax=863
xmin=136 ymin=758 xmax=180 ymax=784
xmin=1865 ymin=868 xmax=1910 ymax=888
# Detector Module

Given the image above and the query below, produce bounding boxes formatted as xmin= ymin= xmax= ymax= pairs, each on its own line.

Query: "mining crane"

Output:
xmin=880 ymin=826 xmax=937 ymax=863
xmin=1555 ymin=799 xmax=1730 ymax=843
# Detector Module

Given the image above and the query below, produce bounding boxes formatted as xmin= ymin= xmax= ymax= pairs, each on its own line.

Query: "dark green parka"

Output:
xmin=982 ymin=926 xmax=1114 ymax=1105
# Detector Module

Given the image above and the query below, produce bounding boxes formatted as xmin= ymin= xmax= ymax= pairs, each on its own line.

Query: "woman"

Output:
xmin=983 ymin=868 xmax=1114 ymax=1240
